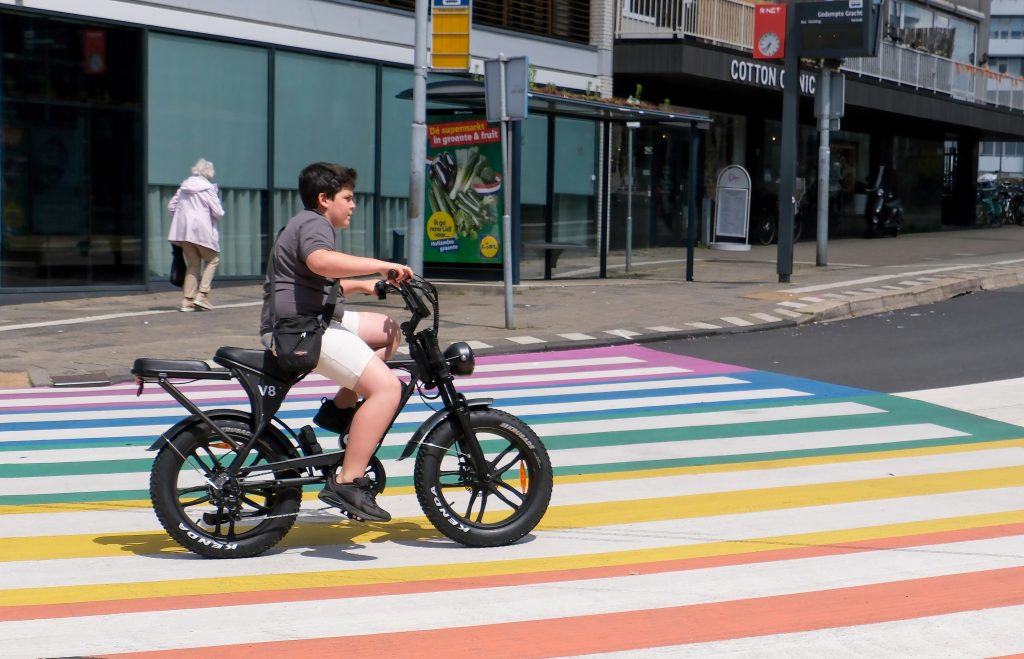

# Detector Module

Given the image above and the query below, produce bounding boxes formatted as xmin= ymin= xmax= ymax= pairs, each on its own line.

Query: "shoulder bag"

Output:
xmin=169 ymin=244 xmax=186 ymax=288
xmin=268 ymin=248 xmax=340 ymax=373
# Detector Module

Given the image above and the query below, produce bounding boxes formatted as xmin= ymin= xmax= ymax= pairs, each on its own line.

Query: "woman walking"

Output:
xmin=168 ymin=158 xmax=225 ymax=311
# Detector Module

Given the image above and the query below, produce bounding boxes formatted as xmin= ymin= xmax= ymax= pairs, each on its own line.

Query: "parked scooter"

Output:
xmin=864 ymin=167 xmax=903 ymax=238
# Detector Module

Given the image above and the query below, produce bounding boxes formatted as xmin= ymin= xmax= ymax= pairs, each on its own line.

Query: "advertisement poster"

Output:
xmin=424 ymin=114 xmax=504 ymax=265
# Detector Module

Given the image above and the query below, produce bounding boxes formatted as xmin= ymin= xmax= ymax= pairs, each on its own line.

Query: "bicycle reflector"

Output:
xmin=443 ymin=342 xmax=475 ymax=376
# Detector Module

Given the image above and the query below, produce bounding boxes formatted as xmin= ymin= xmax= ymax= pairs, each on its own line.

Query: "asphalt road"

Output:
xmin=655 ymin=284 xmax=1024 ymax=393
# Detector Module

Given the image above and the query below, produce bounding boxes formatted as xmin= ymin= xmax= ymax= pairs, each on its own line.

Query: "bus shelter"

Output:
xmin=404 ymin=80 xmax=713 ymax=282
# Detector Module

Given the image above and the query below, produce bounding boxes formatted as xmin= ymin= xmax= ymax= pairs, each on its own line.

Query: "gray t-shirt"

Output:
xmin=259 ymin=209 xmax=344 ymax=335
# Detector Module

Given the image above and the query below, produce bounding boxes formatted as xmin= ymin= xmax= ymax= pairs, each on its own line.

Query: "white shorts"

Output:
xmin=263 ymin=312 xmax=372 ymax=389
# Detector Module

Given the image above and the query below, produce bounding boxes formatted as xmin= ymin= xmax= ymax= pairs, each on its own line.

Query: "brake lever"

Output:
xmin=374 ymin=279 xmax=388 ymax=300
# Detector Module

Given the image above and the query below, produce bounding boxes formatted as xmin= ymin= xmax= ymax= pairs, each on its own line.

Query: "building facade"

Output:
xmin=4 ymin=0 xmax=1023 ymax=300
xmin=0 ymin=0 xmax=614 ymax=299
xmin=980 ymin=0 xmax=1024 ymax=175
xmin=614 ymin=0 xmax=1024 ymax=239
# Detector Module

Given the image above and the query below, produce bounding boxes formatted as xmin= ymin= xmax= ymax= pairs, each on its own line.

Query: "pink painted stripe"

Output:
xmin=478 ymin=344 xmax=748 ymax=375
xmin=108 ymin=565 xmax=1024 ymax=658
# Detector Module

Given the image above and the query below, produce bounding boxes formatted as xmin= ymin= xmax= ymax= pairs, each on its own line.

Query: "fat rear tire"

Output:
xmin=150 ymin=417 xmax=302 ymax=558
xmin=413 ymin=409 xmax=552 ymax=547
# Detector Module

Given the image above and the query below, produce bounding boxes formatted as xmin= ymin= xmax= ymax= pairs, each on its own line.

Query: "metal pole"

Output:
xmin=625 ymin=122 xmax=638 ymax=272
xmin=686 ymin=123 xmax=699 ymax=282
xmin=499 ymin=54 xmax=514 ymax=329
xmin=816 ymin=68 xmax=831 ymax=267
xmin=406 ymin=0 xmax=429 ymax=275
xmin=777 ymin=3 xmax=798 ymax=284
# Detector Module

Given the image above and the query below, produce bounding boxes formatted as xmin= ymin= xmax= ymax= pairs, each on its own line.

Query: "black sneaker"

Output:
xmin=312 ymin=399 xmax=357 ymax=435
xmin=318 ymin=474 xmax=391 ymax=522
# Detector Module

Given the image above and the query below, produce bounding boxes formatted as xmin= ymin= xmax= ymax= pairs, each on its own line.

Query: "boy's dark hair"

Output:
xmin=298 ymin=162 xmax=358 ymax=210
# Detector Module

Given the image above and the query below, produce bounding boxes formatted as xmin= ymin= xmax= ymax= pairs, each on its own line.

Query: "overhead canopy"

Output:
xmin=399 ymin=79 xmax=713 ymax=126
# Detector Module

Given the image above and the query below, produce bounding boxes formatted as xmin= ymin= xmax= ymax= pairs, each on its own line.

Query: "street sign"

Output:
xmin=753 ymin=3 xmax=787 ymax=60
xmin=431 ymin=0 xmax=471 ymax=71
xmin=796 ymin=0 xmax=881 ymax=59
xmin=484 ymin=56 xmax=528 ymax=123
xmin=814 ymin=70 xmax=845 ymax=120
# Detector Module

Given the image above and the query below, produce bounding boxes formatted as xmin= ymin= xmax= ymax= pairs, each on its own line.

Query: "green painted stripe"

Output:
xmin=552 ymin=435 xmax=1018 ymax=477
xmin=0 ymin=474 xmax=421 ymax=507
xmin=0 ymin=459 xmax=154 ymax=478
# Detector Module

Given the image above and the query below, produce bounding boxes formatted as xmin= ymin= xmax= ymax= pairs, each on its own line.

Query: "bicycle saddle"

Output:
xmin=214 ymin=346 xmax=295 ymax=380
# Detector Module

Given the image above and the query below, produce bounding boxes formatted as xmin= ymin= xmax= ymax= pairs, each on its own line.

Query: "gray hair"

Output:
xmin=191 ymin=158 xmax=216 ymax=180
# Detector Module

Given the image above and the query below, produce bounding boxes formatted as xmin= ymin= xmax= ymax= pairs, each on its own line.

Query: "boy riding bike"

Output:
xmin=260 ymin=162 xmax=412 ymax=521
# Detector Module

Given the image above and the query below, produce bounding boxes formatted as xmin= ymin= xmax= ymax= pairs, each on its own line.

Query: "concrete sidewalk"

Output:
xmin=3 ymin=226 xmax=1024 ymax=388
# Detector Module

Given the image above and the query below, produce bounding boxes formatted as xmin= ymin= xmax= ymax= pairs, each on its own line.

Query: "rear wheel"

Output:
xmin=150 ymin=417 xmax=302 ymax=558
xmin=753 ymin=209 xmax=776 ymax=245
xmin=413 ymin=409 xmax=552 ymax=547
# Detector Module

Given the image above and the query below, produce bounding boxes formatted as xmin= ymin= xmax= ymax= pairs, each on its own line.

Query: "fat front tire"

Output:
xmin=150 ymin=417 xmax=302 ymax=558
xmin=413 ymin=409 xmax=552 ymax=547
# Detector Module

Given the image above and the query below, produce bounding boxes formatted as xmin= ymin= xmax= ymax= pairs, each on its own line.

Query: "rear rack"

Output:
xmin=131 ymin=358 xmax=232 ymax=381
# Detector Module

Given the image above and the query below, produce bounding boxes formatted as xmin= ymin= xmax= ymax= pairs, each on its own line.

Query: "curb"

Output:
xmin=9 ymin=268 xmax=1024 ymax=389
xmin=798 ymin=269 xmax=1024 ymax=322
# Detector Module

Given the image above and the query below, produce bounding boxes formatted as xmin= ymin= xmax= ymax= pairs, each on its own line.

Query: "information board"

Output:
xmin=423 ymin=114 xmax=504 ymax=266
xmin=714 ymin=165 xmax=751 ymax=240
xmin=796 ymin=0 xmax=880 ymax=59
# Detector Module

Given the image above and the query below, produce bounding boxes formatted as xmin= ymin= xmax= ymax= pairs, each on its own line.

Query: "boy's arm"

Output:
xmin=306 ymin=249 xmax=412 ymax=282
xmin=339 ymin=279 xmax=377 ymax=296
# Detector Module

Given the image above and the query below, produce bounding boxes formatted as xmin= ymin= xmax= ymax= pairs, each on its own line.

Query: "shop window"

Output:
xmin=1 ymin=13 xmax=144 ymax=288
xmin=273 ymin=52 xmax=377 ymax=255
xmin=552 ymin=117 xmax=597 ymax=246
xmin=146 ymin=34 xmax=268 ymax=280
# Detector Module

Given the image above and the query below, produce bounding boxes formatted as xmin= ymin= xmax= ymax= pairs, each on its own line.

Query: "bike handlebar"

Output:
xmin=375 ymin=274 xmax=437 ymax=334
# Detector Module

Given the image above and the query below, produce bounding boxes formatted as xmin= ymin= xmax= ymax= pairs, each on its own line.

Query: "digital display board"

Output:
xmin=796 ymin=0 xmax=880 ymax=58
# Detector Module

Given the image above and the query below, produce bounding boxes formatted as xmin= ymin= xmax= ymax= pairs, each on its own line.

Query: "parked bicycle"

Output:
xmin=751 ymin=190 xmax=806 ymax=246
xmin=976 ymin=179 xmax=1009 ymax=226
xmin=1002 ymin=181 xmax=1024 ymax=226
xmin=132 ymin=275 xmax=553 ymax=558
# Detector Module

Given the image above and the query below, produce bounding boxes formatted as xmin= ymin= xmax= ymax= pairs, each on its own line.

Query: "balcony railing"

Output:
xmin=616 ymin=0 xmax=1024 ymax=113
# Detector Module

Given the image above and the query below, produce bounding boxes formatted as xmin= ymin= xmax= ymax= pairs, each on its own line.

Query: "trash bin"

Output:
xmin=391 ymin=228 xmax=406 ymax=264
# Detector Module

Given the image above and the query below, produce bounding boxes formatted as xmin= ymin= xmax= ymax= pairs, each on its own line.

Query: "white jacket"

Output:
xmin=167 ymin=176 xmax=225 ymax=252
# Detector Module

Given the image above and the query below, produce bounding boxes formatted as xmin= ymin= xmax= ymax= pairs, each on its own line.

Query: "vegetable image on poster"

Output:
xmin=425 ymin=115 xmax=503 ymax=265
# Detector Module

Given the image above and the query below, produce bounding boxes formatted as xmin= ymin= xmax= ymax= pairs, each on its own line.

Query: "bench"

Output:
xmin=522 ymin=241 xmax=588 ymax=268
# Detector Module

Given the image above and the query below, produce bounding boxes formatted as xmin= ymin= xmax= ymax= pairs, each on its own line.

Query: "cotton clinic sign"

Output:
xmin=730 ymin=60 xmax=816 ymax=94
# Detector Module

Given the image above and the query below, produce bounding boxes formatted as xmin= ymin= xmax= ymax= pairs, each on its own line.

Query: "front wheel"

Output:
xmin=413 ymin=409 xmax=553 ymax=547
xmin=150 ymin=417 xmax=303 ymax=558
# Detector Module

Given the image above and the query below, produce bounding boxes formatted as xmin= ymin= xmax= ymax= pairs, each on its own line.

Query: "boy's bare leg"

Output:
xmin=338 ymin=358 xmax=401 ymax=483
xmin=329 ymin=312 xmax=401 ymax=408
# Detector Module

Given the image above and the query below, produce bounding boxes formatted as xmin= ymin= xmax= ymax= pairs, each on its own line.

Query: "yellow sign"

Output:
xmin=431 ymin=8 xmax=471 ymax=71
xmin=426 ymin=211 xmax=457 ymax=240
xmin=479 ymin=234 xmax=499 ymax=259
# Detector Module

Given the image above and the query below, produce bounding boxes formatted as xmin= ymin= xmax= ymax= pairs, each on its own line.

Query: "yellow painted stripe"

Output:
xmin=4 ymin=509 xmax=1023 ymax=608
xmin=3 ymin=465 xmax=1023 ymax=564
xmin=3 ymin=438 xmax=1021 ymax=516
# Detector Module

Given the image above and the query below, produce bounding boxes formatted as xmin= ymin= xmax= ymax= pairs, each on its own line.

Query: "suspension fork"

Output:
xmin=436 ymin=378 xmax=490 ymax=474
xmin=394 ymin=338 xmax=489 ymax=472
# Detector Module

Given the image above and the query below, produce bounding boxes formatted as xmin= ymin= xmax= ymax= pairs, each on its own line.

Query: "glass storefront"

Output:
xmin=146 ymin=33 xmax=269 ymax=280
xmin=0 ymin=8 xmax=628 ymax=294
xmin=1 ymin=13 xmax=144 ymax=289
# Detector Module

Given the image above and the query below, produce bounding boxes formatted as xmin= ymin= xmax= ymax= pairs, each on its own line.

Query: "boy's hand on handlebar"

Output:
xmin=381 ymin=263 xmax=414 ymax=283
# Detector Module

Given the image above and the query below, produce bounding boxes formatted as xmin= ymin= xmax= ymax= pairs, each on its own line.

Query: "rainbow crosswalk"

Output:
xmin=1 ymin=345 xmax=1023 ymax=657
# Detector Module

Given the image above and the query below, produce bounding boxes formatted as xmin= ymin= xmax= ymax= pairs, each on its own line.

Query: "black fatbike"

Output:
xmin=132 ymin=276 xmax=552 ymax=558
